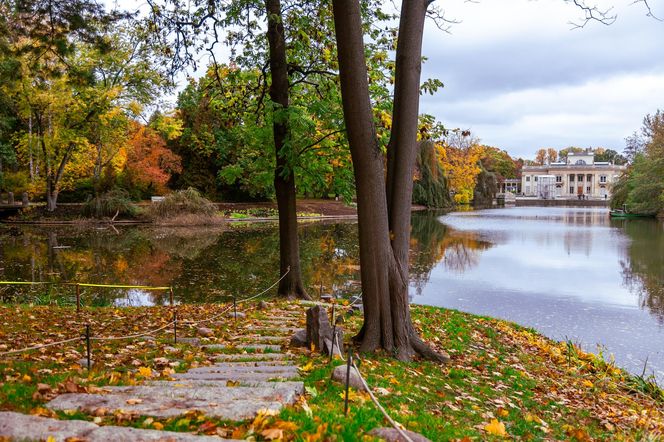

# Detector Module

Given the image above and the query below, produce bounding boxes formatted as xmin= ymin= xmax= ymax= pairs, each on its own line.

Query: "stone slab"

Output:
xmin=188 ymin=365 xmax=298 ymax=374
xmin=208 ymin=360 xmax=291 ymax=367
xmin=214 ymin=353 xmax=289 ymax=362
xmin=171 ymin=371 xmax=297 ymax=382
xmin=231 ymin=335 xmax=288 ymax=343
xmin=202 ymin=344 xmax=282 ymax=352
xmin=47 ymin=383 xmax=302 ymax=421
xmin=0 ymin=411 xmax=97 ymax=442
xmin=146 ymin=380 xmax=304 ymax=393
xmin=369 ymin=427 xmax=432 ymax=442
xmin=0 ymin=411 xmax=238 ymax=441
xmin=90 ymin=425 xmax=237 ymax=441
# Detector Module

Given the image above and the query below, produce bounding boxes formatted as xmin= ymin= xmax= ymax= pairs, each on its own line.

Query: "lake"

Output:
xmin=0 ymin=206 xmax=662 ymax=381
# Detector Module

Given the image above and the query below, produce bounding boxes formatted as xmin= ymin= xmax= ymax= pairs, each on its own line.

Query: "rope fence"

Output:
xmin=0 ymin=268 xmax=290 ymax=359
xmin=0 ymin=281 xmax=174 ymax=311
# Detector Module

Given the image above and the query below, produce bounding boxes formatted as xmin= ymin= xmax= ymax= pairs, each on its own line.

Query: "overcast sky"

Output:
xmin=114 ymin=0 xmax=664 ymax=160
xmin=420 ymin=0 xmax=664 ymax=158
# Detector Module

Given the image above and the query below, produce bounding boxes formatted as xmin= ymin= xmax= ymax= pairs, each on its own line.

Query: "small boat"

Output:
xmin=609 ymin=205 xmax=651 ymax=218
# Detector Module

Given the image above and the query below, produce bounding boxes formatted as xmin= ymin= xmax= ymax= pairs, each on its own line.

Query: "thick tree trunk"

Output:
xmin=266 ymin=0 xmax=309 ymax=299
xmin=332 ymin=0 xmax=448 ymax=362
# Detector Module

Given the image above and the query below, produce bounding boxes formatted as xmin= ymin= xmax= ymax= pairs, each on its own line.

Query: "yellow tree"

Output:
xmin=439 ymin=132 xmax=482 ymax=204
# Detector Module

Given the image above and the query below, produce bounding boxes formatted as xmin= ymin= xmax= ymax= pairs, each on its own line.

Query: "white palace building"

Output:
xmin=521 ymin=151 xmax=626 ymax=200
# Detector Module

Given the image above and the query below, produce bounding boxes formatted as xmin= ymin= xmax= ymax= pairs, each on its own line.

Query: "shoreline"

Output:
xmin=0 ymin=199 xmax=432 ymax=226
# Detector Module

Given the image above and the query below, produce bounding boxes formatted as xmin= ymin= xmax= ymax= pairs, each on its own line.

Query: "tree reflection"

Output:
xmin=0 ymin=215 xmax=499 ymax=306
xmin=410 ymin=211 xmax=493 ymax=296
xmin=0 ymin=222 xmax=362 ymax=305
xmin=617 ymin=219 xmax=664 ymax=323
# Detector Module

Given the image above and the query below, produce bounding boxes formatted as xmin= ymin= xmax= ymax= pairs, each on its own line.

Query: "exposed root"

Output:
xmin=410 ymin=331 xmax=450 ymax=364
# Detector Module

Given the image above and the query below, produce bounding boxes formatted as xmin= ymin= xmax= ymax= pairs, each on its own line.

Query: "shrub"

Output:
xmin=147 ymin=188 xmax=217 ymax=219
xmin=83 ymin=189 xmax=139 ymax=219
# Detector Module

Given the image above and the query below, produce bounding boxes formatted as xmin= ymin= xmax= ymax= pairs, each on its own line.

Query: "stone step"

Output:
xmin=47 ymin=383 xmax=303 ymax=421
xmin=245 ymin=327 xmax=300 ymax=334
xmin=214 ymin=353 xmax=290 ymax=362
xmin=231 ymin=335 xmax=288 ymax=343
xmin=208 ymin=360 xmax=291 ymax=367
xmin=190 ymin=365 xmax=298 ymax=375
xmin=202 ymin=343 xmax=282 ymax=352
xmin=172 ymin=371 xmax=298 ymax=382
xmin=0 ymin=411 xmax=238 ymax=441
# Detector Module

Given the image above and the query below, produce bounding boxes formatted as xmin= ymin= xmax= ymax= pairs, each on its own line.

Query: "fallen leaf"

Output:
xmin=261 ymin=428 xmax=284 ymax=440
xmin=485 ymin=419 xmax=507 ymax=437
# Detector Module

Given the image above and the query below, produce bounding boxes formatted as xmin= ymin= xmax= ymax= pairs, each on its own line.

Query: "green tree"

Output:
xmin=413 ymin=140 xmax=452 ymax=208
xmin=611 ymin=110 xmax=664 ymax=216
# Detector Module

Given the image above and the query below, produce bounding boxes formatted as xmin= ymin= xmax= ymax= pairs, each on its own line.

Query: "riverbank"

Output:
xmin=0 ymin=301 xmax=661 ymax=440
xmin=0 ymin=199 xmax=365 ymax=225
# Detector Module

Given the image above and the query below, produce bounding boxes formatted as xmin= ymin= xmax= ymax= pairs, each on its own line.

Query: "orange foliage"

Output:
xmin=124 ymin=123 xmax=182 ymax=195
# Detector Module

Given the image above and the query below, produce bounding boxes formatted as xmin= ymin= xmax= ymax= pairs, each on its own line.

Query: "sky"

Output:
xmin=112 ymin=0 xmax=664 ymax=160
xmin=419 ymin=0 xmax=664 ymax=158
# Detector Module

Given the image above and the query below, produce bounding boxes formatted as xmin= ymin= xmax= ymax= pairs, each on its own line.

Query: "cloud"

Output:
xmin=420 ymin=0 xmax=664 ymax=158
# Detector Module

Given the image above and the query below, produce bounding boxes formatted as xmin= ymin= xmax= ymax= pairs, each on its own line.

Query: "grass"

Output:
xmin=0 ymin=302 xmax=662 ymax=441
xmin=146 ymin=188 xmax=217 ymax=220
xmin=82 ymin=189 xmax=140 ymax=219
xmin=225 ymin=208 xmax=323 ymax=219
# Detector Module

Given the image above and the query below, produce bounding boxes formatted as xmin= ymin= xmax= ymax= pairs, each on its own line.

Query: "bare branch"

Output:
xmin=565 ymin=0 xmax=617 ymax=29
xmin=631 ymin=0 xmax=663 ymax=20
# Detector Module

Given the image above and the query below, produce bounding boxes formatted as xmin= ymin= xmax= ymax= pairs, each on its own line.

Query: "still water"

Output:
xmin=0 ymin=207 xmax=662 ymax=380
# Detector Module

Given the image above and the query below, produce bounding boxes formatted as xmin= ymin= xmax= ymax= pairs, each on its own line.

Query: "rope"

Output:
xmin=77 ymin=283 xmax=171 ymax=290
xmin=0 ymin=336 xmax=82 ymax=356
xmin=237 ymin=267 xmax=290 ymax=304
xmin=0 ymin=269 xmax=290 ymax=353
xmin=0 ymin=281 xmax=171 ymax=290
xmin=351 ymin=360 xmax=415 ymax=442
xmin=183 ymin=267 xmax=290 ymax=326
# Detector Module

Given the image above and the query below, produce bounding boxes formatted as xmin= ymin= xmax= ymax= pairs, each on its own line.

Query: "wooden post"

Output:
xmin=85 ymin=324 xmax=91 ymax=371
xmin=173 ymin=311 xmax=177 ymax=344
xmin=344 ymin=349 xmax=353 ymax=416
xmin=169 ymin=287 xmax=174 ymax=306
xmin=76 ymin=284 xmax=81 ymax=312
xmin=329 ymin=304 xmax=337 ymax=363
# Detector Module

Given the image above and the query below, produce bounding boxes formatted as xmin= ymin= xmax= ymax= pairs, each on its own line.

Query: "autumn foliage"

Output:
xmin=121 ymin=123 xmax=182 ymax=197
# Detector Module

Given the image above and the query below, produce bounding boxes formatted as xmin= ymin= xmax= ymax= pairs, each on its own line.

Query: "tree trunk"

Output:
xmin=265 ymin=0 xmax=309 ymax=299
xmin=332 ymin=0 xmax=449 ymax=362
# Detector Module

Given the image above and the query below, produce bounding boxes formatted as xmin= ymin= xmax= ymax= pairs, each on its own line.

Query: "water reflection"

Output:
xmin=417 ymin=207 xmax=664 ymax=381
xmin=617 ymin=219 xmax=664 ymax=324
xmin=410 ymin=211 xmax=493 ymax=296
xmin=0 ymin=223 xmax=363 ymax=305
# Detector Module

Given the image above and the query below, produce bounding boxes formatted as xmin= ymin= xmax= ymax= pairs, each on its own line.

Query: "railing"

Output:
xmin=0 ymin=268 xmax=289 ymax=362
xmin=0 ymin=281 xmax=174 ymax=311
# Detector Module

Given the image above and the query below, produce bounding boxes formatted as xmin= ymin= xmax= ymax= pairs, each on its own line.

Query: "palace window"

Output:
xmin=534 ymin=176 xmax=538 ymax=182
xmin=600 ymin=175 xmax=607 ymax=183
xmin=525 ymin=176 xmax=531 ymax=182
xmin=586 ymin=186 xmax=591 ymax=193
xmin=575 ymin=159 xmax=586 ymax=165
xmin=569 ymin=186 xmax=574 ymax=194
xmin=569 ymin=174 xmax=575 ymax=182
xmin=577 ymin=174 xmax=584 ymax=182
xmin=587 ymin=174 xmax=592 ymax=182
xmin=556 ymin=175 xmax=562 ymax=183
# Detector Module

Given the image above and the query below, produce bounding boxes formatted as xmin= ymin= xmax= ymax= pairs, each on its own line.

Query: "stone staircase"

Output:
xmin=0 ymin=304 xmax=306 ymax=441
